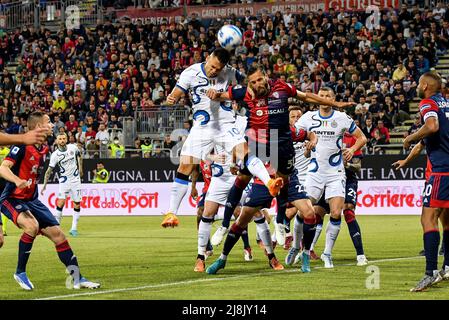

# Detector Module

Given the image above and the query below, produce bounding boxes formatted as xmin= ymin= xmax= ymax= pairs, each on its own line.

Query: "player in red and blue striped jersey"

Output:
xmin=403 ymin=72 xmax=449 ymax=291
xmin=0 ymin=112 xmax=100 ymax=291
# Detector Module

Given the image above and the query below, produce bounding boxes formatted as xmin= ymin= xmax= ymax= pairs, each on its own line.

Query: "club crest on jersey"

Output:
xmin=272 ymin=92 xmax=280 ymax=99
xmin=15 ymin=205 xmax=22 ymax=210
xmin=70 ymin=151 xmax=74 ymax=156
xmin=331 ymin=120 xmax=338 ymax=128
xmin=256 ymin=110 xmax=264 ymax=117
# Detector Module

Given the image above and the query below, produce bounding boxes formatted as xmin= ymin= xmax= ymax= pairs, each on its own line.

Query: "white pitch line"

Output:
xmin=34 ymin=255 xmax=423 ymax=300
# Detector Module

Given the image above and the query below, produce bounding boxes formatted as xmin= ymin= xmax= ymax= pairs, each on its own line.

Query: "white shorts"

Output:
xmin=205 ymin=173 xmax=235 ymax=206
xmin=58 ymin=181 xmax=82 ymax=203
xmin=305 ymin=173 xmax=346 ymax=203
xmin=181 ymin=122 xmax=246 ymax=160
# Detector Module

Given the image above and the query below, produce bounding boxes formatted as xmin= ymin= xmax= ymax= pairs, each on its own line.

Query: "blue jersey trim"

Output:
xmin=176 ymin=84 xmax=188 ymax=94
xmin=175 ymin=178 xmax=189 ymax=185
xmin=318 ymin=110 xmax=334 ymax=119
xmin=201 ymin=63 xmax=207 ymax=77
xmin=348 ymin=121 xmax=356 ymax=134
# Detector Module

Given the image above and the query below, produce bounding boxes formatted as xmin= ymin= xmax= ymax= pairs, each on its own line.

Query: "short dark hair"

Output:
xmin=318 ymin=86 xmax=335 ymax=97
xmin=27 ymin=111 xmax=45 ymax=130
xmin=247 ymin=63 xmax=266 ymax=77
xmin=212 ymin=47 xmax=231 ymax=65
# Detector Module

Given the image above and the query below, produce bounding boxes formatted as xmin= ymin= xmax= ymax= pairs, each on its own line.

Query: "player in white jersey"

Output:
xmin=161 ymin=48 xmax=283 ymax=228
xmin=41 ymin=132 xmax=83 ymax=236
xmin=195 ymin=115 xmax=252 ymax=272
xmin=295 ymin=87 xmax=367 ymax=268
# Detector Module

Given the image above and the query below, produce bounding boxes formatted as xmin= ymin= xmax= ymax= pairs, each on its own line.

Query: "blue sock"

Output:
xmin=241 ymin=227 xmax=250 ymax=249
xmin=223 ymin=223 xmax=243 ymax=256
xmin=443 ymin=230 xmax=449 ymax=268
xmin=276 ymin=185 xmax=288 ymax=225
xmin=302 ymin=218 xmax=316 ymax=251
xmin=56 ymin=240 xmax=81 ymax=278
xmin=222 ymin=178 xmax=247 ymax=228
xmin=17 ymin=233 xmax=35 ymax=274
xmin=424 ymin=230 xmax=440 ymax=276
xmin=344 ymin=209 xmax=364 ymax=256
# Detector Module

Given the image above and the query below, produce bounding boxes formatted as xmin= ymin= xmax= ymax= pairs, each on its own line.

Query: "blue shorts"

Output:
xmin=1 ymin=198 xmax=59 ymax=229
xmin=244 ymin=171 xmax=308 ymax=209
xmin=345 ymin=178 xmax=358 ymax=207
xmin=423 ymin=173 xmax=449 ymax=208
xmin=197 ymin=193 xmax=206 ymax=208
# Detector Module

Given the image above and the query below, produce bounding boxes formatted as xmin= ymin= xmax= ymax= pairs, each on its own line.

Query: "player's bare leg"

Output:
xmin=321 ymin=197 xmax=344 ymax=269
xmin=309 ymin=206 xmax=325 ymax=260
xmin=436 ymin=209 xmax=449 ymax=282
xmin=195 ymin=200 xmax=219 ymax=272
xmin=343 ymin=202 xmax=367 ymax=266
xmin=283 ymin=206 xmax=297 ymax=250
xmin=233 ymin=142 xmax=283 ymax=197
xmin=162 ymin=156 xmax=198 ymax=228
xmin=40 ymin=225 xmax=100 ymax=289
xmin=212 ymin=173 xmax=251 ymax=246
xmin=55 ymin=198 xmax=65 ymax=224
xmin=207 ymin=205 xmax=283 ymax=274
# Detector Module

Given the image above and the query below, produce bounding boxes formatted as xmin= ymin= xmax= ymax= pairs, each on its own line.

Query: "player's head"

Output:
xmin=97 ymin=161 xmax=104 ymax=170
xmin=247 ymin=64 xmax=269 ymax=97
xmin=56 ymin=132 xmax=68 ymax=148
xmin=204 ymin=48 xmax=230 ymax=78
xmin=317 ymin=87 xmax=335 ymax=111
xmin=27 ymin=112 xmax=53 ymax=139
xmin=289 ymin=106 xmax=303 ymax=126
xmin=418 ymin=72 xmax=442 ymax=98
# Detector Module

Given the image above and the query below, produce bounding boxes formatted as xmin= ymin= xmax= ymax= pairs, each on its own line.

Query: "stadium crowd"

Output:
xmin=0 ymin=3 xmax=447 ymax=157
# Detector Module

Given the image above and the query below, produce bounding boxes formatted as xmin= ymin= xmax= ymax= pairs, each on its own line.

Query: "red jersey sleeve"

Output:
xmin=283 ymin=82 xmax=297 ymax=97
xmin=419 ymin=98 xmax=439 ymax=122
xmin=5 ymin=145 xmax=25 ymax=164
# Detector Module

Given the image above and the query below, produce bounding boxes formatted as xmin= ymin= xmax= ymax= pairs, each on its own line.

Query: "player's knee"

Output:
xmin=74 ymin=202 xmax=81 ymax=210
xmin=343 ymin=209 xmax=355 ymax=224
xmin=344 ymin=203 xmax=355 ymax=211
xmin=301 ymin=206 xmax=315 ymax=220
xmin=178 ymin=163 xmax=194 ymax=175
xmin=330 ymin=208 xmax=342 ymax=219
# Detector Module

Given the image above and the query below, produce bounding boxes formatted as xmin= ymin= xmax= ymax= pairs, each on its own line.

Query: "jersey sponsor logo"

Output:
xmin=11 ymin=146 xmax=20 ymax=155
xmin=256 ymin=99 xmax=265 ymax=107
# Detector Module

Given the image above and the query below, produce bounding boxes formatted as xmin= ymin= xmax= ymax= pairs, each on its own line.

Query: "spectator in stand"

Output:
xmin=373 ymin=120 xmax=390 ymax=144
xmin=141 ymin=138 xmax=153 ymax=158
xmin=65 ymin=114 xmax=79 ymax=133
xmin=405 ymin=113 xmax=423 ymax=137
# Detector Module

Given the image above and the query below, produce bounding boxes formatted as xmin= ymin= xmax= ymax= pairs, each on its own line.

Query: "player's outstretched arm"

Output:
xmin=0 ymin=127 xmax=48 ymax=146
xmin=165 ymin=86 xmax=186 ymax=105
xmin=343 ymin=128 xmax=367 ymax=162
xmin=190 ymin=164 xmax=199 ymax=200
xmin=206 ymin=89 xmax=231 ymax=101
xmin=296 ymin=91 xmax=355 ymax=108
xmin=404 ymin=117 xmax=439 ymax=150
xmin=392 ymin=141 xmax=425 ymax=170
xmin=41 ymin=166 xmax=53 ymax=195
xmin=0 ymin=160 xmax=28 ymax=189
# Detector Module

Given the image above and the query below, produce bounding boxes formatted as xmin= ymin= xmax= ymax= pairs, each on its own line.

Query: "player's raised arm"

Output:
xmin=342 ymin=127 xmax=367 ymax=162
xmin=0 ymin=127 xmax=48 ymax=146
xmin=166 ymin=86 xmax=186 ymax=105
xmin=0 ymin=159 xmax=28 ymax=189
xmin=41 ymin=166 xmax=53 ymax=195
xmin=393 ymin=140 xmax=425 ymax=170
xmin=207 ymin=85 xmax=248 ymax=102
xmin=296 ymin=90 xmax=355 ymax=108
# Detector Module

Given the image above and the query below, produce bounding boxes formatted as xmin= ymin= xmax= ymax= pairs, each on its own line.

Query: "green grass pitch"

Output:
xmin=0 ymin=215 xmax=448 ymax=300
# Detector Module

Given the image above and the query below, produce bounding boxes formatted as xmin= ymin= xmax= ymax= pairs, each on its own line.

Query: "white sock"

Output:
xmin=324 ymin=220 xmax=341 ymax=255
xmin=271 ymin=222 xmax=277 ymax=243
xmin=310 ymin=223 xmax=323 ymax=251
xmin=255 ymin=218 xmax=273 ymax=254
xmin=71 ymin=210 xmax=80 ymax=231
xmin=198 ymin=217 xmax=213 ymax=256
xmin=168 ymin=177 xmax=189 ymax=214
xmin=293 ymin=216 xmax=304 ymax=250
xmin=55 ymin=207 xmax=63 ymax=224
xmin=246 ymin=155 xmax=271 ymax=186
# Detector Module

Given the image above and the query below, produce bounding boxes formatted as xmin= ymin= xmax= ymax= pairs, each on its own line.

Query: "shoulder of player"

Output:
xmin=419 ymin=98 xmax=439 ymax=108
